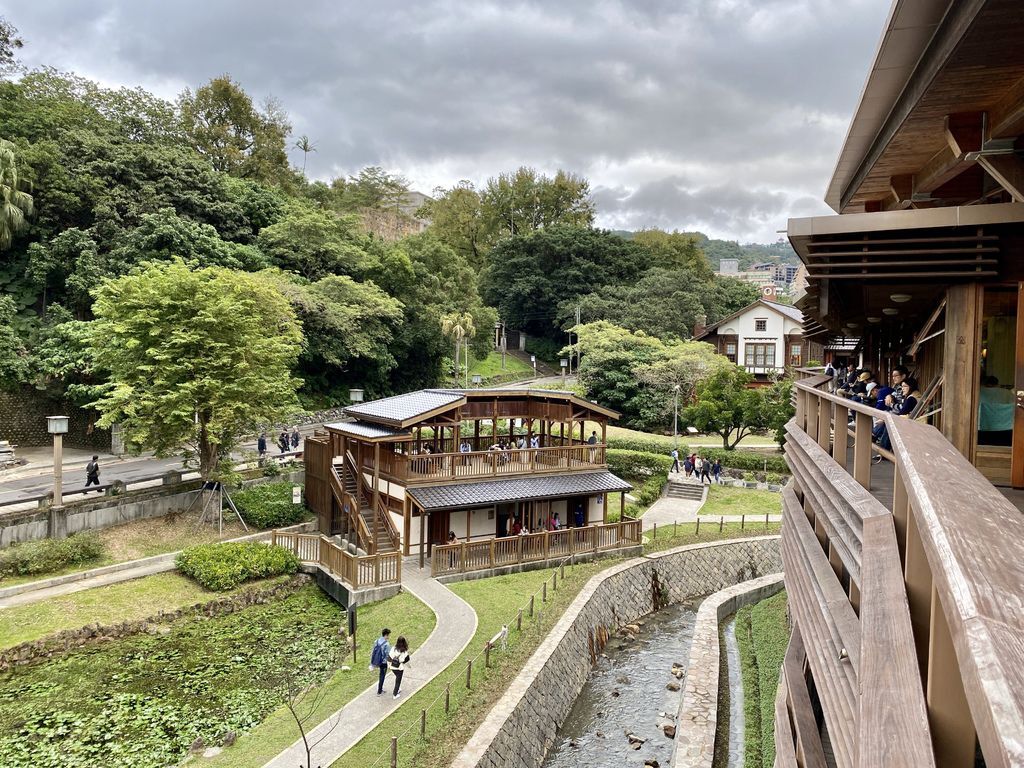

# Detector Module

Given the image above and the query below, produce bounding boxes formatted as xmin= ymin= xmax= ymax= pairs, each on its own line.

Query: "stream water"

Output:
xmin=541 ymin=600 xmax=699 ymax=768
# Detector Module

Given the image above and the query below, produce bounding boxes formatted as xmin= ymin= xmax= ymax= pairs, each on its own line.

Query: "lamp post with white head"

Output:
xmin=672 ymin=385 xmax=680 ymax=453
xmin=46 ymin=416 xmax=69 ymax=506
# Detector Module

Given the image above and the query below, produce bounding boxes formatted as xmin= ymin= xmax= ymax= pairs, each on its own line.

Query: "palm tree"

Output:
xmin=440 ymin=312 xmax=476 ymax=387
xmin=294 ymin=135 xmax=317 ymax=175
xmin=0 ymin=139 xmax=33 ymax=250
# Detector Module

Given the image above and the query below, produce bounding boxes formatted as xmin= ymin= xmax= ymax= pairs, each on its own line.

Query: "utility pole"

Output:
xmin=673 ymin=384 xmax=680 ymax=453
xmin=572 ymin=305 xmax=581 ymax=376
xmin=501 ymin=325 xmax=507 ymax=370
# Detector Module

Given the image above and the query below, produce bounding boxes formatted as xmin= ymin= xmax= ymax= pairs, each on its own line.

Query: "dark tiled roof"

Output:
xmin=324 ymin=421 xmax=413 ymax=440
xmin=407 ymin=471 xmax=633 ymax=511
xmin=343 ymin=389 xmax=465 ymax=425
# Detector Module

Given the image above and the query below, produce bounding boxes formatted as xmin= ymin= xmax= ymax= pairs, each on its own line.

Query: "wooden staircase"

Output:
xmin=340 ymin=457 xmax=399 ymax=555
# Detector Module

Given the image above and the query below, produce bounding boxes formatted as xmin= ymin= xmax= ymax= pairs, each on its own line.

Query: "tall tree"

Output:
xmin=440 ymin=311 xmax=475 ymax=386
xmin=88 ymin=260 xmax=302 ymax=480
xmin=480 ymin=166 xmax=594 ymax=237
xmin=682 ymin=366 xmax=780 ymax=449
xmin=294 ymin=135 xmax=316 ymax=174
xmin=417 ymin=181 xmax=489 ymax=267
xmin=0 ymin=137 xmax=33 ymax=249
xmin=178 ymin=75 xmax=292 ymax=185
xmin=0 ymin=17 xmax=24 ymax=77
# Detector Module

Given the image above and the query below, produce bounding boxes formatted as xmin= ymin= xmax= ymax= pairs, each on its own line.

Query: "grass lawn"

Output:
xmin=0 ymin=571 xmax=293 ymax=649
xmin=199 ymin=590 xmax=434 ymax=768
xmin=468 ymin=350 xmax=532 ymax=380
xmin=735 ymin=591 xmax=789 ymax=768
xmin=699 ymin=485 xmax=781 ymax=517
xmin=645 ymin=521 xmax=782 ymax=553
xmin=333 ymin=563 xmax=616 ymax=767
xmin=0 ymin=513 xmax=312 ymax=589
xmin=607 ymin=425 xmax=780 ymax=449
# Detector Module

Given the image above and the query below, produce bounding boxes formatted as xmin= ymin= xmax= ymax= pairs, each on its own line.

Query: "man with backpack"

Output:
xmin=370 ymin=627 xmax=392 ymax=695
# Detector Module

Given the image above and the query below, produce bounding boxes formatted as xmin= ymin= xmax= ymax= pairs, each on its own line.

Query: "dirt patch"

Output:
xmin=98 ymin=514 xmax=252 ymax=562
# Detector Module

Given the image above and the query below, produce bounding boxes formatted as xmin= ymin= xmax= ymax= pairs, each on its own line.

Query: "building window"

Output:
xmin=790 ymin=343 xmax=802 ymax=366
xmin=744 ymin=344 xmax=776 ymax=368
xmin=754 ymin=318 xmax=767 ymax=332
xmin=724 ymin=342 xmax=737 ymax=363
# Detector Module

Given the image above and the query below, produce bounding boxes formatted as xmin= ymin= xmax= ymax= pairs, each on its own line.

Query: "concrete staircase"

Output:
xmin=665 ymin=480 xmax=707 ymax=501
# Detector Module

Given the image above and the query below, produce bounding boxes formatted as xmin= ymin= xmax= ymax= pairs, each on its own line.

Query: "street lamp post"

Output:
xmin=349 ymin=388 xmax=364 ymax=404
xmin=46 ymin=416 xmax=69 ymax=539
xmin=560 ymin=358 xmax=568 ymax=387
xmin=531 ymin=355 xmax=537 ymax=379
xmin=672 ymin=385 xmax=680 ymax=454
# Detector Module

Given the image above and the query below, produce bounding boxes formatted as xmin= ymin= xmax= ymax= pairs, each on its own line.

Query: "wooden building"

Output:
xmin=778 ymin=2 xmax=1024 ymax=767
xmin=303 ymin=389 xmax=632 ymax=567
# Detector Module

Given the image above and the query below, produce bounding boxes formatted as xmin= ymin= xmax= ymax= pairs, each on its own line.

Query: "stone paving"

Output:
xmin=263 ymin=559 xmax=477 ymax=768
xmin=642 ymin=476 xmax=708 ymax=530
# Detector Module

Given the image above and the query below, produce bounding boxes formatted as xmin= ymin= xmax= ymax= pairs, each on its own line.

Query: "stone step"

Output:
xmin=666 ymin=483 xmax=705 ymax=500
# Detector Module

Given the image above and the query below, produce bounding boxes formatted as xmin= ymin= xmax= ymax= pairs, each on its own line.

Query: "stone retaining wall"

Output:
xmin=452 ymin=536 xmax=781 ymax=768
xmin=0 ymin=387 xmax=111 ymax=450
xmin=0 ymin=469 xmax=305 ymax=546
xmin=0 ymin=573 xmax=313 ymax=669
xmin=672 ymin=573 xmax=785 ymax=766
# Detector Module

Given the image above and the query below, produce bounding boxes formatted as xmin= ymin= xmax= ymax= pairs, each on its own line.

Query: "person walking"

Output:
xmin=388 ymin=636 xmax=412 ymax=698
xmin=370 ymin=628 xmax=392 ymax=695
xmin=278 ymin=429 xmax=289 ymax=454
xmin=694 ymin=455 xmax=704 ymax=478
xmin=85 ymin=455 xmax=101 ymax=492
xmin=712 ymin=459 xmax=723 ymax=484
xmin=699 ymin=458 xmax=712 ymax=485
xmin=290 ymin=426 xmax=301 ymax=450
xmin=683 ymin=455 xmax=693 ymax=478
xmin=670 ymin=448 xmax=680 ymax=474
xmin=257 ymin=432 xmax=268 ymax=461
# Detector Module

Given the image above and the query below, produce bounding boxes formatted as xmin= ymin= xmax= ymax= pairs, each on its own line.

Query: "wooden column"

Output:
xmin=419 ymin=504 xmax=425 ymax=569
xmin=402 ymin=496 xmax=411 ymax=557
xmin=926 ymin=587 xmax=976 ymax=768
xmin=372 ymin=442 xmax=381 ymax=554
xmin=943 ymin=284 xmax=981 ymax=460
xmin=474 ymin=419 xmax=480 ymax=450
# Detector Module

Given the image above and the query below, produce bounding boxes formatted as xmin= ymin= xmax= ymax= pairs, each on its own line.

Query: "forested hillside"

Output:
xmin=0 ymin=24 xmax=761 ymax=415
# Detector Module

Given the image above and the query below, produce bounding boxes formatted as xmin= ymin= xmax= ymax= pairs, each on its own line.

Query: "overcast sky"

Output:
xmin=9 ymin=0 xmax=891 ymax=242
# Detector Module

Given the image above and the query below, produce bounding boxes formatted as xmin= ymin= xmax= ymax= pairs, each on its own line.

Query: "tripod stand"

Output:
xmin=186 ymin=481 xmax=249 ymax=535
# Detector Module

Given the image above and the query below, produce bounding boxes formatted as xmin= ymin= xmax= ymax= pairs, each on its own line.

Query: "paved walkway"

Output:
xmin=642 ymin=478 xmax=708 ymax=530
xmin=263 ymin=561 xmax=478 ymax=768
xmin=0 ymin=558 xmax=176 ymax=609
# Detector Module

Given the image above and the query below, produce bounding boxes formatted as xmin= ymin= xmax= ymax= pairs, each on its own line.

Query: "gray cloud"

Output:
xmin=9 ymin=0 xmax=890 ymax=241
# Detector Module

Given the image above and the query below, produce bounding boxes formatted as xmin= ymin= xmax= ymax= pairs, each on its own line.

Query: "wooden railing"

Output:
xmin=399 ymin=444 xmax=607 ymax=484
xmin=778 ymin=374 xmax=1024 ymax=768
xmin=375 ymin=493 xmax=402 ymax=553
xmin=328 ymin=465 xmax=372 ymax=553
xmin=430 ymin=519 xmax=641 ymax=577
xmin=271 ymin=531 xmax=401 ymax=589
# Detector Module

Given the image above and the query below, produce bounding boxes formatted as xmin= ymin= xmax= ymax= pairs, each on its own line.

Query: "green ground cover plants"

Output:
xmin=0 ymin=585 xmax=348 ymax=768
xmin=199 ymin=590 xmax=434 ymax=768
xmin=699 ymin=485 xmax=781 ymax=518
xmin=176 ymin=542 xmax=298 ymax=591
xmin=233 ymin=482 xmax=308 ymax=528
xmin=467 ymin=350 xmax=532 ymax=381
xmin=0 ymin=572 xmax=291 ymax=649
xmin=0 ymin=533 xmax=104 ymax=579
xmin=644 ymin=521 xmax=782 ymax=553
xmin=734 ymin=591 xmax=789 ymax=768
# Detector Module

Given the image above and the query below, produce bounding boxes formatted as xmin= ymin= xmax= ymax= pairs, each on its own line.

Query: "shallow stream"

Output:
xmin=541 ymin=600 xmax=699 ymax=768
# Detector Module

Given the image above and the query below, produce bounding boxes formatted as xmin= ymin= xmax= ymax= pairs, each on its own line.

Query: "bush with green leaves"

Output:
xmin=233 ymin=482 xmax=306 ymax=528
xmin=0 ymin=533 xmax=104 ymax=579
xmin=607 ymin=449 xmax=671 ymax=507
xmin=608 ymin=435 xmax=683 ymax=455
xmin=699 ymin=448 xmax=789 ymax=475
xmin=176 ymin=542 xmax=299 ymax=591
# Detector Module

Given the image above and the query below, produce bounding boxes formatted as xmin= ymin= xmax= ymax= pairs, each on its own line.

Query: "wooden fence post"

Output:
xmin=552 ymin=571 xmax=557 ymax=591
xmin=485 ymin=642 xmax=491 ymax=669
xmin=517 ymin=608 xmax=523 ymax=632
xmin=765 ymin=512 xmax=769 ymax=529
xmin=719 ymin=516 xmax=724 ymax=532
xmin=542 ymin=582 xmax=547 ymax=603
xmin=653 ymin=522 xmax=657 ymax=541
xmin=445 ymin=684 xmax=451 ymax=713
xmin=673 ymin=520 xmax=677 ymax=537
xmin=529 ymin=595 xmax=534 ymax=617
xmin=390 ymin=737 xmax=397 ymax=768
xmin=420 ymin=708 xmax=426 ymax=739
xmin=696 ymin=517 xmax=700 ymax=535
xmin=741 ymin=514 xmax=745 ymax=530
xmin=466 ymin=659 xmax=473 ymax=689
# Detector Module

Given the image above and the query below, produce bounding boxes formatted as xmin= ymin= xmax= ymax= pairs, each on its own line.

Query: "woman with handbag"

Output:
xmin=388 ymin=636 xmax=412 ymax=698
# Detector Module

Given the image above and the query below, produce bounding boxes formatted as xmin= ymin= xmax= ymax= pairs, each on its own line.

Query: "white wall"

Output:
xmin=588 ymin=494 xmax=604 ymax=524
xmin=724 ymin=304 xmax=802 ymax=373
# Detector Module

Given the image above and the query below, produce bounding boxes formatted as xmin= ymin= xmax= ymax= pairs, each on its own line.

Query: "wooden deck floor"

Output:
xmin=846 ymin=442 xmax=1024 ymax=515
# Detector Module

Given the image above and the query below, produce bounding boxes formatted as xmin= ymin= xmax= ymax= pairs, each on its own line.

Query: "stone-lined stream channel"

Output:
xmin=542 ymin=600 xmax=700 ymax=768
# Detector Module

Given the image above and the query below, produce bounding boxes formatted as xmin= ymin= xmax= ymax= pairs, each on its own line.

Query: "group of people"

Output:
xmin=828 ymin=363 xmax=923 ymax=455
xmin=370 ymin=628 xmax=412 ymax=699
xmin=670 ymin=449 xmax=723 ymax=485
xmin=257 ymin=426 xmax=301 ymax=458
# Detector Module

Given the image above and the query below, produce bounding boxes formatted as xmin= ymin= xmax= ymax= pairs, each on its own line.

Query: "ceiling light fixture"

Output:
xmin=890 ymin=293 xmax=912 ymax=303
xmin=867 ymin=316 xmax=881 ymax=323
xmin=882 ymin=308 xmax=899 ymax=316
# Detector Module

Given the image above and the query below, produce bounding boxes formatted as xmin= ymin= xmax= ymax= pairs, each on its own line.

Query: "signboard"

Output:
xmin=292 ymin=485 xmax=301 ymax=504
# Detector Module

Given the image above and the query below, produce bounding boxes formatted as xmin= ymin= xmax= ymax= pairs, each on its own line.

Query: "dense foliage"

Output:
xmin=683 ymin=369 xmax=794 ymax=449
xmin=606 ymin=449 xmax=671 ymax=506
xmin=735 ymin=591 xmax=789 ymax=768
xmin=175 ymin=542 xmax=299 ymax=591
xmin=0 ymin=532 xmax=103 ymax=579
xmin=0 ymin=585 xmax=342 ymax=767
xmin=233 ymin=482 xmax=308 ymax=528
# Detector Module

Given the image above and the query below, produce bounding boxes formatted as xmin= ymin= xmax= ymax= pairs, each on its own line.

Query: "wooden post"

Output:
xmin=419 ymin=505 xmax=425 ymax=570
xmin=927 ymin=587 xmax=976 ymax=768
xmin=764 ymin=512 xmax=769 ymax=529
xmin=696 ymin=517 xmax=700 ymax=535
xmin=390 ymin=737 xmax=397 ymax=768
xmin=485 ymin=642 xmax=491 ymax=669
xmin=673 ymin=520 xmax=677 ymax=537
xmin=542 ymin=581 xmax=547 ymax=602
xmin=529 ymin=595 xmax=534 ymax=617
xmin=445 ymin=684 xmax=451 ymax=713
xmin=719 ymin=515 xmax=724 ymax=532
xmin=517 ymin=608 xmax=523 ymax=632
xmin=552 ymin=570 xmax=557 ymax=591
xmin=420 ymin=708 xmax=426 ymax=739
xmin=372 ymin=443 xmax=381 ymax=554
xmin=466 ymin=659 xmax=472 ymax=689
xmin=741 ymin=514 xmax=745 ymax=530
xmin=853 ymin=410 xmax=873 ymax=490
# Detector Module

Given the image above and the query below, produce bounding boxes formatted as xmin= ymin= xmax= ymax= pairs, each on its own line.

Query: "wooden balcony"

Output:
xmin=359 ymin=443 xmax=607 ymax=486
xmin=778 ymin=374 xmax=1024 ymax=768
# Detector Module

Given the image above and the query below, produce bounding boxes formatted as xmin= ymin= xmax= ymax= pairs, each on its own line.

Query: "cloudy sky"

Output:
xmin=9 ymin=0 xmax=891 ymax=242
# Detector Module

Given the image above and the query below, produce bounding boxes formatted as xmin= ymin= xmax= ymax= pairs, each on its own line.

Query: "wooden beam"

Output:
xmin=890 ymin=174 xmax=915 ymax=209
xmin=978 ymin=154 xmax=1024 ymax=202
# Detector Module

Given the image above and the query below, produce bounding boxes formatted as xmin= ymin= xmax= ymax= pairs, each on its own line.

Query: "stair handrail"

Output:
xmin=346 ymin=448 xmax=402 ymax=554
xmin=330 ymin=463 xmax=372 ymax=553
xmin=375 ymin=494 xmax=402 ymax=553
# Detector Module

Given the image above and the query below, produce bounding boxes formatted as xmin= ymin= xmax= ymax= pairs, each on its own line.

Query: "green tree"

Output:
xmin=294 ymin=135 xmax=316 ymax=174
xmin=417 ymin=181 xmax=489 ymax=267
xmin=0 ymin=295 xmax=29 ymax=385
xmin=480 ymin=166 xmax=594 ymax=237
xmin=337 ymin=166 xmax=409 ymax=211
xmin=178 ymin=75 xmax=292 ymax=185
xmin=0 ymin=17 xmax=24 ymax=77
xmin=683 ymin=366 xmax=771 ymax=449
xmin=257 ymin=206 xmax=371 ymax=280
xmin=632 ymin=229 xmax=712 ymax=281
xmin=440 ymin=311 xmax=476 ymax=386
xmin=0 ymin=137 xmax=33 ymax=249
xmin=87 ymin=260 xmax=303 ymax=480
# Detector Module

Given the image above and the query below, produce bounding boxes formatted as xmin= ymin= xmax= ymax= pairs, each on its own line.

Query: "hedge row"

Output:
xmin=0 ymin=533 xmax=104 ymax=579
xmin=607 ymin=437 xmax=789 ymax=474
xmin=176 ymin=542 xmax=299 ymax=591
xmin=233 ymin=482 xmax=308 ymax=528
xmin=606 ymin=449 xmax=671 ymax=507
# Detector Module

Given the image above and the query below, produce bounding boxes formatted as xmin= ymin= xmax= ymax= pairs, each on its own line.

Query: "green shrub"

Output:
xmin=176 ymin=542 xmax=299 ymax=591
xmin=606 ymin=448 xmax=673 ymax=478
xmin=608 ymin=435 xmax=683 ymax=455
xmin=233 ymin=482 xmax=306 ymax=528
xmin=700 ymin=448 xmax=789 ymax=475
xmin=0 ymin=533 xmax=105 ymax=579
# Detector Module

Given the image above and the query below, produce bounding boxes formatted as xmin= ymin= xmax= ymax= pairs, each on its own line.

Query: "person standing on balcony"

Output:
xmin=530 ymin=434 xmax=540 ymax=450
xmin=574 ymin=502 xmax=585 ymax=528
xmin=587 ymin=430 xmax=598 ymax=463
xmin=459 ymin=438 xmax=471 ymax=466
xmin=516 ymin=435 xmax=527 ymax=462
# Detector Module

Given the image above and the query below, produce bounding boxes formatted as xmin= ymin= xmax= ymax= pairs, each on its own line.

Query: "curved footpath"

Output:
xmin=262 ymin=560 xmax=478 ymax=768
